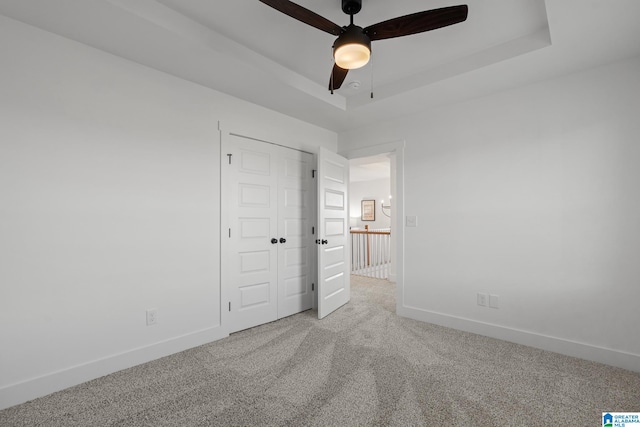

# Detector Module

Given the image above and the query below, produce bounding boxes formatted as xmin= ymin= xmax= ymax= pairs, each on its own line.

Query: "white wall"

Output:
xmin=339 ymin=55 xmax=640 ymax=371
xmin=0 ymin=15 xmax=336 ymax=409
xmin=349 ymin=178 xmax=391 ymax=230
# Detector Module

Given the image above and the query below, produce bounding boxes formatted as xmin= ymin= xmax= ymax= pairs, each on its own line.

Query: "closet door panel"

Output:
xmin=222 ymin=132 xmax=315 ymax=332
xmin=223 ymin=134 xmax=278 ymax=333
xmin=277 ymin=147 xmax=314 ymax=318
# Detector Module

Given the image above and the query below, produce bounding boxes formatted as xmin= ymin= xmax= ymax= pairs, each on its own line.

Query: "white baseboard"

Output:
xmin=0 ymin=326 xmax=228 ymax=411
xmin=398 ymin=305 xmax=640 ymax=373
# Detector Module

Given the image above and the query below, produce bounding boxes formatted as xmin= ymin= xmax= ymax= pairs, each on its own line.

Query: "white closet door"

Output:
xmin=222 ymin=134 xmax=278 ymax=333
xmin=317 ymin=147 xmax=350 ymax=319
xmin=277 ymin=149 xmax=314 ymax=318
xmin=222 ymin=133 xmax=316 ymax=333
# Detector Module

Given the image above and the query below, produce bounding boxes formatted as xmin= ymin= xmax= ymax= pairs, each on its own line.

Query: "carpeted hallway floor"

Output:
xmin=1 ymin=275 xmax=639 ymax=426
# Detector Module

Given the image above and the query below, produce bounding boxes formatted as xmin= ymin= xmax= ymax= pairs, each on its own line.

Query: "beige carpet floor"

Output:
xmin=1 ymin=275 xmax=638 ymax=426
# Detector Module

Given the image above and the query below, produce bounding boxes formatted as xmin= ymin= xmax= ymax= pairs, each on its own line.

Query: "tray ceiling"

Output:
xmin=1 ymin=0 xmax=639 ymax=132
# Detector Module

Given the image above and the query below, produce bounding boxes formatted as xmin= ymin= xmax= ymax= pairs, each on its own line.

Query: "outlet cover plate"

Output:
xmin=477 ymin=293 xmax=487 ymax=307
xmin=146 ymin=308 xmax=158 ymax=326
xmin=489 ymin=294 xmax=500 ymax=309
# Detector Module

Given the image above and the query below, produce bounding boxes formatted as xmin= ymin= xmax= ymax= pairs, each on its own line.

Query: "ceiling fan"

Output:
xmin=259 ymin=0 xmax=468 ymax=92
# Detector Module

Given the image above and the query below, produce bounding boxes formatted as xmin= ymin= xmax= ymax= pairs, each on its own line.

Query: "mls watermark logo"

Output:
xmin=603 ymin=412 xmax=640 ymax=427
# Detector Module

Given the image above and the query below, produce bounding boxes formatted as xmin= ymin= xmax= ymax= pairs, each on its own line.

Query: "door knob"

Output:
xmin=280 ymin=238 xmax=286 ymax=244
xmin=271 ymin=238 xmax=278 ymax=244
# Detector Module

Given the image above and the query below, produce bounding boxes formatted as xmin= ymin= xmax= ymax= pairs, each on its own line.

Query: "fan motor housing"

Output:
xmin=333 ymin=24 xmax=371 ymax=52
xmin=332 ymin=24 xmax=371 ymax=69
xmin=342 ymin=0 xmax=362 ymax=15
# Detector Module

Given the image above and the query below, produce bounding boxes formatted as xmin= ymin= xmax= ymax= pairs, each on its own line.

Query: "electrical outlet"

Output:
xmin=489 ymin=294 xmax=500 ymax=309
xmin=477 ymin=293 xmax=487 ymax=307
xmin=146 ymin=308 xmax=158 ymax=326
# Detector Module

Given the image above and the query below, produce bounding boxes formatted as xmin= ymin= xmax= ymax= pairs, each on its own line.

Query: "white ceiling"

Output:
xmin=1 ymin=0 xmax=639 ymax=133
xmin=350 ymin=154 xmax=390 ymax=182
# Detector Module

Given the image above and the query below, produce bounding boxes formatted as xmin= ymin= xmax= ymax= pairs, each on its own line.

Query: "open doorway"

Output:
xmin=349 ymin=154 xmax=392 ymax=280
xmin=341 ymin=141 xmax=405 ymax=314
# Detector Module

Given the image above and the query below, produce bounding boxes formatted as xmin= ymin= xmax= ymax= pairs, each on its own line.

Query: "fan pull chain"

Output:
xmin=370 ymin=52 xmax=374 ymax=99
xmin=330 ymin=45 xmax=334 ymax=95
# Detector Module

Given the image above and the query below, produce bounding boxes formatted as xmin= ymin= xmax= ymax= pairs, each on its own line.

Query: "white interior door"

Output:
xmin=317 ymin=147 xmax=350 ymax=319
xmin=222 ymin=132 xmax=315 ymax=333
xmin=277 ymin=148 xmax=314 ymax=318
xmin=222 ymin=134 xmax=278 ymax=333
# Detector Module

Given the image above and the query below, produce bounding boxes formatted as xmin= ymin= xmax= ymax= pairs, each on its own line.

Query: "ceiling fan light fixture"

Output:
xmin=334 ymin=43 xmax=370 ymax=69
xmin=333 ymin=25 xmax=371 ymax=70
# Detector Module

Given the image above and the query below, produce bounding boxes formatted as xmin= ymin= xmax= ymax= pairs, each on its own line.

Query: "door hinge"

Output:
xmin=229 ymin=228 xmax=231 ymax=238
xmin=312 ymin=283 xmax=315 ymax=291
xmin=312 ymin=169 xmax=316 ymax=178
xmin=227 ymin=153 xmax=232 ymax=164
xmin=312 ymin=226 xmax=315 ymax=235
xmin=229 ymin=301 xmax=231 ymax=311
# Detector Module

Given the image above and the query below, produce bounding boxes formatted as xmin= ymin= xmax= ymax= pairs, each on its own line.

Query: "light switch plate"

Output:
xmin=406 ymin=215 xmax=418 ymax=227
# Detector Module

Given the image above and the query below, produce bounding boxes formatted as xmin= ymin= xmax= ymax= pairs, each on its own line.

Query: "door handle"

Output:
xmin=279 ymin=238 xmax=286 ymax=244
xmin=321 ymin=239 xmax=328 ymax=245
xmin=271 ymin=238 xmax=278 ymax=244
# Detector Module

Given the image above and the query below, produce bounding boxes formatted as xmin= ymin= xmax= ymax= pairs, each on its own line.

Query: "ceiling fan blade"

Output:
xmin=364 ymin=5 xmax=468 ymax=41
xmin=259 ymin=0 xmax=342 ymax=36
xmin=329 ymin=64 xmax=349 ymax=91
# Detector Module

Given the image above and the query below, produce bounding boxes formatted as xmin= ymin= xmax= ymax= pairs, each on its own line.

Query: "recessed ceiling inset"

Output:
xmin=259 ymin=0 xmax=468 ymax=93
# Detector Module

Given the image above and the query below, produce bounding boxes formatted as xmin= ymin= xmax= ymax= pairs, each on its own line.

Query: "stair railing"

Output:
xmin=350 ymin=225 xmax=391 ymax=279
